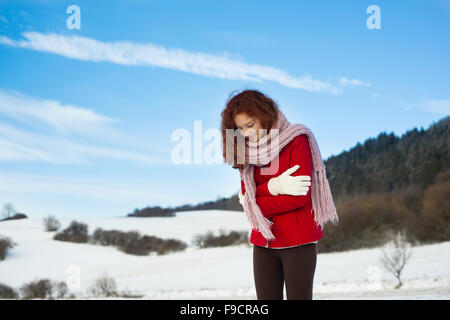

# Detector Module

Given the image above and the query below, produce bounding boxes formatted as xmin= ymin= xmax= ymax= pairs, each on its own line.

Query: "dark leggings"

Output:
xmin=253 ymin=243 xmax=317 ymax=300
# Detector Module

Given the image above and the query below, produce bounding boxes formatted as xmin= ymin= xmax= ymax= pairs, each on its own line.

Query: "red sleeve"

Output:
xmin=256 ymin=180 xmax=271 ymax=197
xmin=242 ymin=173 xmax=272 ymax=197
xmin=255 ymin=134 xmax=313 ymax=218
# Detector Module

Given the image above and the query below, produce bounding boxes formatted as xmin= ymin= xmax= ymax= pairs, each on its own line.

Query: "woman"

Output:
xmin=220 ymin=89 xmax=338 ymax=300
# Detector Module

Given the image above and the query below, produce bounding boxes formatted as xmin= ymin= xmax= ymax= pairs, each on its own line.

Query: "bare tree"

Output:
xmin=379 ymin=231 xmax=412 ymax=289
xmin=88 ymin=273 xmax=118 ymax=297
xmin=1 ymin=203 xmax=16 ymax=220
xmin=42 ymin=215 xmax=61 ymax=232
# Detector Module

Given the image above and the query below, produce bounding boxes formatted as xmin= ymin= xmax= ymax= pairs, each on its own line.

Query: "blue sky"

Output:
xmin=0 ymin=0 xmax=449 ymax=218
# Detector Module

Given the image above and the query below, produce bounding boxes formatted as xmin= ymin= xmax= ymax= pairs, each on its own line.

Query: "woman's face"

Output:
xmin=233 ymin=113 xmax=265 ymax=141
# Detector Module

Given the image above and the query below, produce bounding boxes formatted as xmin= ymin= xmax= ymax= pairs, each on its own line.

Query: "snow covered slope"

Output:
xmin=0 ymin=210 xmax=449 ymax=299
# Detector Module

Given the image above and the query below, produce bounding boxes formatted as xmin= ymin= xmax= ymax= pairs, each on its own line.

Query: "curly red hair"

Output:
xmin=221 ymin=89 xmax=279 ymax=169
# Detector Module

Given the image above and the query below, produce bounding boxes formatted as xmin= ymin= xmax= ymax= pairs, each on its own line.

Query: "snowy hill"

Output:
xmin=0 ymin=210 xmax=449 ymax=299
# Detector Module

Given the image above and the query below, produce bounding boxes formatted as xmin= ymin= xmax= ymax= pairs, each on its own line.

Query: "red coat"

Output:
xmin=240 ymin=134 xmax=324 ymax=248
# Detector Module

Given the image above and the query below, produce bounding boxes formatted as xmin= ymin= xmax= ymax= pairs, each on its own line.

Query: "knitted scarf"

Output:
xmin=238 ymin=108 xmax=338 ymax=241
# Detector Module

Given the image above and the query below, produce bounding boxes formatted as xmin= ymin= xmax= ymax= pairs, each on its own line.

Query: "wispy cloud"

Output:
xmin=338 ymin=77 xmax=372 ymax=88
xmin=422 ymin=99 xmax=450 ymax=115
xmin=0 ymin=170 xmax=173 ymax=203
xmin=0 ymin=136 xmax=55 ymax=162
xmin=0 ymin=31 xmax=366 ymax=94
xmin=0 ymin=89 xmax=117 ymax=135
xmin=399 ymin=99 xmax=450 ymax=116
xmin=0 ymin=89 xmax=168 ymax=165
xmin=0 ymin=121 xmax=167 ymax=165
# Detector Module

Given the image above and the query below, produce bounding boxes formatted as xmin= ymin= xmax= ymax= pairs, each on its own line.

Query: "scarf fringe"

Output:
xmin=311 ymin=164 xmax=339 ymax=229
xmin=242 ymin=165 xmax=276 ymax=241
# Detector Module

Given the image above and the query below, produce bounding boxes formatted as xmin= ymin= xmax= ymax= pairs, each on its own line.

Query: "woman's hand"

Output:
xmin=267 ymin=165 xmax=311 ymax=196
xmin=238 ymin=190 xmax=245 ymax=206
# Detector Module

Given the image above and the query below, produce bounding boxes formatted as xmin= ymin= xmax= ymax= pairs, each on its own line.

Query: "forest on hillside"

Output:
xmin=129 ymin=116 xmax=450 ymax=252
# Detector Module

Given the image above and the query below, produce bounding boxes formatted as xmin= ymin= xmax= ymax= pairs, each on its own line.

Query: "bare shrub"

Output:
xmin=0 ymin=282 xmax=19 ymax=299
xmin=53 ymin=220 xmax=89 ymax=243
xmin=42 ymin=215 xmax=61 ymax=232
xmin=192 ymin=229 xmax=249 ymax=248
xmin=88 ymin=273 xmax=117 ymax=298
xmin=379 ymin=231 xmax=413 ymax=289
xmin=115 ymin=288 xmax=145 ymax=298
xmin=140 ymin=234 xmax=164 ymax=253
xmin=2 ymin=278 xmax=71 ymax=300
xmin=53 ymin=281 xmax=69 ymax=299
xmin=87 ymin=274 xmax=146 ymax=298
xmin=0 ymin=235 xmax=15 ymax=261
xmin=91 ymin=228 xmax=187 ymax=256
xmin=1 ymin=203 xmax=16 ymax=220
xmin=91 ymin=228 xmax=124 ymax=246
xmin=116 ymin=230 xmax=150 ymax=255
xmin=19 ymin=278 xmax=54 ymax=299
xmin=156 ymin=238 xmax=188 ymax=255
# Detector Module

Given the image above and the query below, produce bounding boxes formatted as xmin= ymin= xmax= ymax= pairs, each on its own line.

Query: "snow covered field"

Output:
xmin=0 ymin=210 xmax=449 ymax=300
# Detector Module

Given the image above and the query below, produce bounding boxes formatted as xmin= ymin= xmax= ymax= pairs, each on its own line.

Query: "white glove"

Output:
xmin=267 ymin=165 xmax=311 ymax=196
xmin=238 ymin=190 xmax=245 ymax=206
